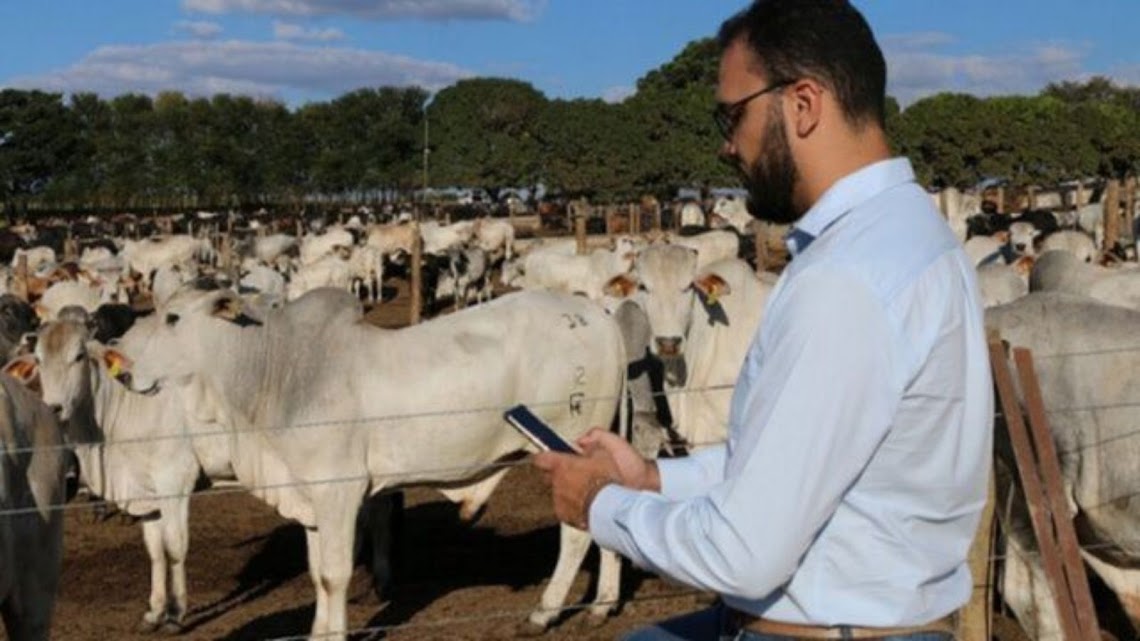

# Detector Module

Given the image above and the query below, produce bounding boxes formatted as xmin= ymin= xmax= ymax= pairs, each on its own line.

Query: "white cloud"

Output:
xmin=3 ymin=40 xmax=472 ymax=103
xmin=273 ymin=20 xmax=345 ymax=41
xmin=882 ymin=34 xmax=1093 ymax=106
xmin=182 ymin=0 xmax=545 ymax=22
xmin=602 ymin=85 xmax=634 ymax=104
xmin=174 ymin=20 xmax=224 ymax=39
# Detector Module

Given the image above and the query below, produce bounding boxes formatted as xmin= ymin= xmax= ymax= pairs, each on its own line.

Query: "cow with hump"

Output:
xmin=986 ymin=292 xmax=1140 ymax=640
xmin=110 ymin=286 xmax=629 ymax=639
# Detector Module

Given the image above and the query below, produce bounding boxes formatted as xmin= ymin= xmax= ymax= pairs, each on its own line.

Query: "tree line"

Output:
xmin=2 ymin=37 xmax=1139 ymax=215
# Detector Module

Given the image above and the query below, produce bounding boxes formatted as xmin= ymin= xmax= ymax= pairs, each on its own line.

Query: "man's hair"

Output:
xmin=718 ymin=0 xmax=887 ymax=128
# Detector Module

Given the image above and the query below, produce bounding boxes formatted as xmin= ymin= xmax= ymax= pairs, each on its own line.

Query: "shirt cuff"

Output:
xmin=658 ymin=455 xmax=717 ymax=500
xmin=588 ymin=483 xmax=637 ymax=554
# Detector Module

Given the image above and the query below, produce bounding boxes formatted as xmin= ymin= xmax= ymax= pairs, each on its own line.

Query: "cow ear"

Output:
xmin=33 ymin=303 xmax=49 ymax=322
xmin=92 ymin=344 xmax=132 ymax=380
xmin=692 ymin=273 xmax=731 ymax=305
xmin=603 ymin=274 xmax=638 ymax=299
xmin=212 ymin=293 xmax=244 ymax=321
xmin=995 ymin=231 xmax=1010 ymax=244
xmin=3 ymin=354 xmax=38 ymax=386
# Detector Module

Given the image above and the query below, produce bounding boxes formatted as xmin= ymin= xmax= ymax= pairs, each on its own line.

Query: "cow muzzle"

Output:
xmin=655 ymin=336 xmax=683 ymax=358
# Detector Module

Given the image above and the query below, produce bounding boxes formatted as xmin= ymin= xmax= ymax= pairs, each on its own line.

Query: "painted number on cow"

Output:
xmin=561 ymin=313 xmax=589 ymax=329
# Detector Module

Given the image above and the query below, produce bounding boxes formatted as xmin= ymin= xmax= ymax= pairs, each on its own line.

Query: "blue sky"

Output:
xmin=1 ymin=1 xmax=1138 ymax=109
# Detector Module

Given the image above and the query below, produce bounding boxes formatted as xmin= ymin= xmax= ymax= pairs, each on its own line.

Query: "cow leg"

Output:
xmin=311 ymin=489 xmax=363 ymax=641
xmin=304 ymin=527 xmax=330 ymax=637
xmin=1083 ymin=551 xmax=1140 ymax=637
xmin=527 ymin=523 xmax=593 ymax=629
xmin=161 ymin=498 xmax=191 ymax=630
xmin=587 ymin=547 xmax=621 ymax=623
xmin=1000 ymin=533 xmax=1064 ymax=641
xmin=139 ymin=517 xmax=169 ymax=632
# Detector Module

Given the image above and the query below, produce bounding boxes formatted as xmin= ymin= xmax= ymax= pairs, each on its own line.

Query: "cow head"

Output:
xmin=1007 ymin=221 xmax=1040 ymax=256
xmin=603 ymin=245 xmax=732 ymax=386
xmin=3 ymin=319 xmax=132 ymax=425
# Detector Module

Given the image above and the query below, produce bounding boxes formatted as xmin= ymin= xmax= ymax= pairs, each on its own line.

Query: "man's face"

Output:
xmin=716 ymin=38 xmax=801 ymax=225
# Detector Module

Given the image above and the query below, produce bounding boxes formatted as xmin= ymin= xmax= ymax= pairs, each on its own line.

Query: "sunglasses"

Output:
xmin=713 ymin=80 xmax=792 ymax=141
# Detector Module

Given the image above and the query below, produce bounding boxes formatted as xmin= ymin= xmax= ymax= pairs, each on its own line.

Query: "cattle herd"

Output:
xmin=0 ymin=186 xmax=1138 ymax=640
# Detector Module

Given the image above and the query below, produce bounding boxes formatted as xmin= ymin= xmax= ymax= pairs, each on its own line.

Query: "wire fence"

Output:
xmin=11 ymin=337 xmax=1140 ymax=637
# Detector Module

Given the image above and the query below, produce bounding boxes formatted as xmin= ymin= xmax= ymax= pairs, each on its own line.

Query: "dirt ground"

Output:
xmin=48 ymin=273 xmax=708 ymax=641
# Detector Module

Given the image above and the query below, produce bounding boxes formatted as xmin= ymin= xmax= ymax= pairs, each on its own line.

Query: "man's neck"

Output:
xmin=795 ymin=127 xmax=892 ymax=214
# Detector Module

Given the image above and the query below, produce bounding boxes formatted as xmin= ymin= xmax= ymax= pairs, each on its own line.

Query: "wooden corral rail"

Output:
xmin=988 ymin=339 xmax=1102 ymax=641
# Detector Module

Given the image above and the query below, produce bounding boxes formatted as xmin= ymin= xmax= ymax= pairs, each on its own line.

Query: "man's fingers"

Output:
xmin=577 ymin=426 xmax=613 ymax=449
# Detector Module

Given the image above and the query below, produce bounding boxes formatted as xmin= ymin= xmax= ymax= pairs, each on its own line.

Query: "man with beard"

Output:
xmin=534 ymin=1 xmax=991 ymax=639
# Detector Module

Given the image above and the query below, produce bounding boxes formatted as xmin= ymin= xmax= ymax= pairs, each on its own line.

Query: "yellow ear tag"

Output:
xmin=107 ymin=356 xmax=122 ymax=378
xmin=705 ymin=291 xmax=719 ymax=306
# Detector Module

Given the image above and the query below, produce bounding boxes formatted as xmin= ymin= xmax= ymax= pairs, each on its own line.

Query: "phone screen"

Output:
xmin=504 ymin=404 xmax=580 ymax=455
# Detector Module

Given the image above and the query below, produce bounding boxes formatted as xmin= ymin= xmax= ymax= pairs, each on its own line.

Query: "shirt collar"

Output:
xmin=784 ymin=157 xmax=917 ymax=258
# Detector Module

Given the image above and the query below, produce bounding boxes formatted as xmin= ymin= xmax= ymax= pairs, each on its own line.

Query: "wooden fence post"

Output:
xmin=12 ymin=254 xmax=28 ymax=303
xmin=409 ymin=221 xmax=422 ymax=325
xmin=753 ymin=223 xmax=768 ymax=274
xmin=996 ymin=186 xmax=1005 ymax=214
xmin=575 ymin=215 xmax=587 ymax=255
xmin=938 ymin=189 xmax=949 ymax=220
xmin=1026 ymin=185 xmax=1037 ymax=211
xmin=1103 ymin=179 xmax=1121 ymax=253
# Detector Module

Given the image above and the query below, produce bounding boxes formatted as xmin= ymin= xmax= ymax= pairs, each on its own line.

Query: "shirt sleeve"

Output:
xmin=588 ymin=266 xmax=907 ymax=600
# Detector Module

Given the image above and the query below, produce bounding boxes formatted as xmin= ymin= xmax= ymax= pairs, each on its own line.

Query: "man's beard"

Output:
xmin=739 ymin=107 xmax=801 ymax=225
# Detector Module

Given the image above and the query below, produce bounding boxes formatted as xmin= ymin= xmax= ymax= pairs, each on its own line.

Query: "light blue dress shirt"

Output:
xmin=589 ymin=158 xmax=993 ymax=626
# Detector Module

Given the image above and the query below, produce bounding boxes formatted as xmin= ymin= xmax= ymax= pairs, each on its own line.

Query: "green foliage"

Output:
xmin=1 ymin=44 xmax=1139 ymax=211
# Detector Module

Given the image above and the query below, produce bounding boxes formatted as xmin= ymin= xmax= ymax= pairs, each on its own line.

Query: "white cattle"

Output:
xmin=1029 ymin=250 xmax=1140 ymax=310
xmin=710 ymin=196 xmax=755 ymax=234
xmin=518 ymin=239 xmax=636 ymax=300
xmin=1076 ymin=201 xmax=1105 ymax=249
xmin=253 ymin=234 xmax=297 ymax=266
xmin=605 ymin=247 xmax=771 ymax=446
xmin=364 ymin=222 xmax=417 ymax=258
xmin=679 ymin=202 xmax=705 ymax=228
xmin=9 ymin=317 xmax=221 ymax=632
xmin=963 ymin=232 xmax=1010 ymax=267
xmin=472 ymin=218 xmax=515 ymax=263
xmin=1007 ymin=221 xmax=1040 ymax=256
xmin=11 ymin=247 xmax=56 ymax=275
xmin=669 ymin=230 xmax=740 ymax=270
xmin=34 ymin=281 xmax=104 ymax=321
xmin=287 ymin=249 xmax=353 ymax=301
xmin=120 ymin=236 xmax=212 ymax=289
xmin=299 ymin=228 xmax=354 ymax=267
xmin=932 ymin=187 xmax=981 ymax=242
xmin=986 ymin=293 xmax=1140 ymax=640
xmin=78 ymin=246 xmax=114 ymax=268
xmin=436 ymin=247 xmax=492 ymax=310
xmin=976 ymin=259 xmax=1030 ymax=308
xmin=1039 ymin=229 xmax=1097 ymax=263
xmin=150 ymin=263 xmax=198 ymax=309
xmin=239 ymin=261 xmax=287 ymax=299
xmin=420 ymin=220 xmax=476 ymax=256
xmin=113 ymin=288 xmax=627 ymax=639
xmin=0 ymin=373 xmax=66 ymax=641
xmin=347 ymin=245 xmax=384 ymax=304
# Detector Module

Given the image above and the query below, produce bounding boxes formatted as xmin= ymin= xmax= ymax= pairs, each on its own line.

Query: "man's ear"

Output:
xmin=788 ymin=78 xmax=824 ymax=138
xmin=3 ymin=354 xmax=38 ymax=386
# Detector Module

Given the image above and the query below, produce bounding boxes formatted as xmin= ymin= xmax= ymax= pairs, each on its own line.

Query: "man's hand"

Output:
xmin=533 ymin=428 xmax=658 ymax=531
xmin=578 ymin=428 xmax=660 ymax=492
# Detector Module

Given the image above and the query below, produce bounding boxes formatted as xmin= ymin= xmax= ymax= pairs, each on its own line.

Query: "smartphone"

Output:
xmin=504 ymin=404 xmax=580 ymax=455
